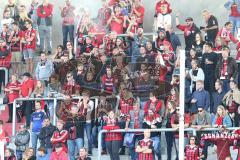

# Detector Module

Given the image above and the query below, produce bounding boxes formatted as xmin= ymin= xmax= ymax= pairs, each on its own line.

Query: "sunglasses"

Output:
xmin=198 ymin=110 xmax=203 ymax=112
xmin=176 ymin=108 xmax=180 ymax=111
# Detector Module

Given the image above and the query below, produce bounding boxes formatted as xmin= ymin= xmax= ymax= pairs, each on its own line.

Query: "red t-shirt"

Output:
xmin=23 ymin=28 xmax=36 ymax=50
xmin=132 ymin=6 xmax=145 ymax=24
xmin=110 ymin=15 xmax=124 ymax=34
xmin=155 ymin=0 xmax=172 ymax=15
xmin=21 ymin=79 xmax=34 ymax=97
xmin=5 ymin=81 xmax=20 ymax=103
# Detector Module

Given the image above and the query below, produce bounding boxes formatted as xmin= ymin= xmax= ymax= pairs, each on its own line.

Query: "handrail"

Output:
xmin=97 ymin=127 xmax=240 ymax=160
xmin=11 ymin=95 xmax=120 ymax=136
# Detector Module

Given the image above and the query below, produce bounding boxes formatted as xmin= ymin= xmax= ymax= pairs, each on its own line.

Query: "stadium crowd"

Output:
xmin=1 ymin=0 xmax=240 ymax=160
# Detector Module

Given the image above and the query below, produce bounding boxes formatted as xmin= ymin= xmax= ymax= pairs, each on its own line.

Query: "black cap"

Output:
xmin=185 ymin=17 xmax=193 ymax=22
xmin=22 ymin=72 xmax=31 ymax=77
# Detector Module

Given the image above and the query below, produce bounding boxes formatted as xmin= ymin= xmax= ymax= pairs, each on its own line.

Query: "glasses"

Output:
xmin=176 ymin=109 xmax=180 ymax=111
xmin=198 ymin=110 xmax=203 ymax=112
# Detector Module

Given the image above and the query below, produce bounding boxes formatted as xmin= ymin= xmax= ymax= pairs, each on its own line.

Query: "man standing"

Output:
xmin=59 ymin=0 xmax=75 ymax=49
xmin=30 ymin=101 xmax=45 ymax=155
xmin=37 ymin=0 xmax=53 ymax=54
xmin=201 ymin=9 xmax=219 ymax=45
xmin=211 ymin=80 xmax=226 ymax=115
xmin=15 ymin=125 xmax=30 ymax=160
xmin=201 ymin=42 xmax=219 ymax=94
xmin=35 ymin=51 xmax=54 ymax=86
xmin=20 ymin=72 xmax=34 ymax=128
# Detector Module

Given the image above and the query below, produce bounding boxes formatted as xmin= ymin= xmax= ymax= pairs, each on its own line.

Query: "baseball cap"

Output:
xmin=185 ymin=17 xmax=193 ymax=22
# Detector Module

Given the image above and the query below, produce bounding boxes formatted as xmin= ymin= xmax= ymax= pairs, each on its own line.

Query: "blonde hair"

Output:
xmin=216 ymin=105 xmax=226 ymax=117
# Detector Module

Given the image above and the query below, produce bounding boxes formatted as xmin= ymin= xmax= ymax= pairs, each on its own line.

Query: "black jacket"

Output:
xmin=215 ymin=57 xmax=238 ymax=80
xmin=39 ymin=124 xmax=56 ymax=148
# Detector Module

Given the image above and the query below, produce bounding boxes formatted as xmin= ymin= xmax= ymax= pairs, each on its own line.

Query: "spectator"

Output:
xmin=125 ymin=100 xmax=144 ymax=160
xmin=166 ymin=25 xmax=181 ymax=53
xmin=135 ymin=129 xmax=154 ymax=160
xmin=103 ymin=110 xmax=122 ymax=160
xmin=49 ymin=143 xmax=68 ymax=160
xmin=189 ymin=59 xmax=205 ymax=93
xmin=35 ymin=51 xmax=54 ymax=85
xmin=22 ymin=147 xmax=36 ymax=160
xmin=214 ymin=36 xmax=226 ymax=54
xmin=15 ymin=125 xmax=30 ymax=160
xmin=65 ymin=103 xmax=86 ymax=160
xmin=201 ymin=9 xmax=219 ymax=45
xmin=18 ymin=5 xmax=31 ymax=31
xmin=131 ymin=0 xmax=145 ymax=27
xmin=164 ymin=100 xmax=177 ymax=160
xmin=30 ymin=101 xmax=45 ymax=155
xmin=1 ymin=9 xmax=14 ymax=32
xmin=0 ymin=37 xmax=11 ymax=92
xmin=62 ymin=72 xmax=81 ymax=97
xmin=224 ymin=0 xmax=240 ymax=35
xmin=185 ymin=48 xmax=199 ymax=69
xmin=4 ymin=74 xmax=21 ymax=123
xmin=176 ymin=15 xmax=200 ymax=54
xmin=76 ymin=147 xmax=91 ymax=160
xmin=184 ymin=136 xmax=203 ymax=160
xmin=37 ymin=147 xmax=48 ymax=160
xmin=52 ymin=45 xmax=64 ymax=60
xmin=59 ymin=0 xmax=75 ymax=48
xmin=9 ymin=22 xmax=21 ymax=75
xmin=0 ymin=24 xmax=10 ymax=44
xmin=21 ymin=19 xmax=37 ymax=74
xmin=217 ymin=22 xmax=239 ymax=46
xmin=107 ymin=4 xmax=124 ymax=34
xmin=20 ymin=72 xmax=34 ymax=128
xmin=4 ymin=148 xmax=16 ymax=160
xmin=191 ymin=106 xmax=211 ymax=130
xmin=212 ymin=105 xmax=232 ymax=128
xmin=215 ymin=46 xmax=238 ymax=92
xmin=154 ymin=0 xmax=172 ymax=30
xmin=192 ymin=32 xmax=206 ymax=58
xmin=190 ymin=80 xmax=210 ymax=115
xmin=201 ymin=42 xmax=218 ymax=94
xmin=79 ymin=90 xmax=94 ymax=155
xmin=37 ymin=0 xmax=53 ymax=54
xmin=4 ymin=0 xmax=19 ymax=22
xmin=38 ymin=117 xmax=56 ymax=159
xmin=211 ymin=80 xmax=226 ymax=114
xmin=101 ymin=66 xmax=117 ymax=94
xmin=143 ymin=108 xmax=162 ymax=160
xmin=29 ymin=0 xmax=40 ymax=30
xmin=32 ymin=80 xmax=45 ymax=98
xmin=50 ymin=119 xmax=68 ymax=152
xmin=143 ymin=90 xmax=163 ymax=115
xmin=222 ymin=80 xmax=240 ymax=126
xmin=97 ymin=0 xmax=111 ymax=27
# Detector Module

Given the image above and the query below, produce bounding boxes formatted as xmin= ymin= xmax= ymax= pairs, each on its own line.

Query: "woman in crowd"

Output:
xmin=184 ymin=136 xmax=203 ymax=160
xmin=4 ymin=74 xmax=21 ymax=123
xmin=212 ymin=105 xmax=232 ymax=128
xmin=4 ymin=148 xmax=16 ymax=160
xmin=103 ymin=110 xmax=122 ymax=160
xmin=192 ymin=32 xmax=206 ymax=58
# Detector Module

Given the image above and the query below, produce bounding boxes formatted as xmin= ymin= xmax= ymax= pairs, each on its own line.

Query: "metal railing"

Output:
xmin=11 ymin=95 xmax=121 ymax=136
xmin=97 ymin=127 xmax=240 ymax=160
xmin=0 ymin=67 xmax=9 ymax=86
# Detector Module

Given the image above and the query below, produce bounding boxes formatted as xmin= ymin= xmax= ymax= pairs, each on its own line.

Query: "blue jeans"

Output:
xmin=84 ymin=122 xmax=93 ymax=152
xmin=16 ymin=150 xmax=23 ymax=160
xmin=62 ymin=25 xmax=74 ymax=48
xmin=31 ymin=132 xmax=39 ymax=155
xmin=38 ymin=25 xmax=52 ymax=52
xmin=151 ymin=136 xmax=161 ymax=158
xmin=229 ymin=16 xmax=240 ymax=35
xmin=165 ymin=132 xmax=174 ymax=160
xmin=67 ymin=138 xmax=84 ymax=160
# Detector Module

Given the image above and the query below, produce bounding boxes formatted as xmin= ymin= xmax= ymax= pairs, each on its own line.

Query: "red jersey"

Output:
xmin=101 ymin=74 xmax=116 ymax=94
xmin=110 ymin=15 xmax=124 ymax=34
xmin=217 ymin=27 xmax=239 ymax=46
xmin=97 ymin=7 xmax=111 ymax=26
xmin=21 ymin=78 xmax=34 ymax=97
xmin=155 ymin=0 xmax=172 ymax=15
xmin=0 ymin=47 xmax=11 ymax=68
xmin=51 ymin=129 xmax=68 ymax=152
xmin=62 ymin=81 xmax=80 ymax=96
xmin=50 ymin=150 xmax=68 ymax=160
xmin=144 ymin=99 xmax=162 ymax=115
xmin=5 ymin=81 xmax=20 ymax=103
xmin=137 ymin=139 xmax=154 ymax=160
xmin=119 ymin=96 xmax=134 ymax=115
xmin=230 ymin=4 xmax=240 ymax=17
xmin=184 ymin=145 xmax=200 ymax=160
xmin=132 ymin=5 xmax=145 ymax=24
xmin=23 ymin=28 xmax=36 ymax=50
xmin=103 ymin=118 xmax=122 ymax=141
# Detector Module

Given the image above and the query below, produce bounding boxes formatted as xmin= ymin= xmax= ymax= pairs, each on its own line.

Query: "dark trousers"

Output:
xmin=106 ymin=140 xmax=120 ymax=160
xmin=62 ymin=25 xmax=74 ymax=49
xmin=165 ymin=132 xmax=175 ymax=160
xmin=8 ymin=103 xmax=13 ymax=121
xmin=23 ymin=101 xmax=33 ymax=127
xmin=0 ymin=70 xmax=6 ymax=93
